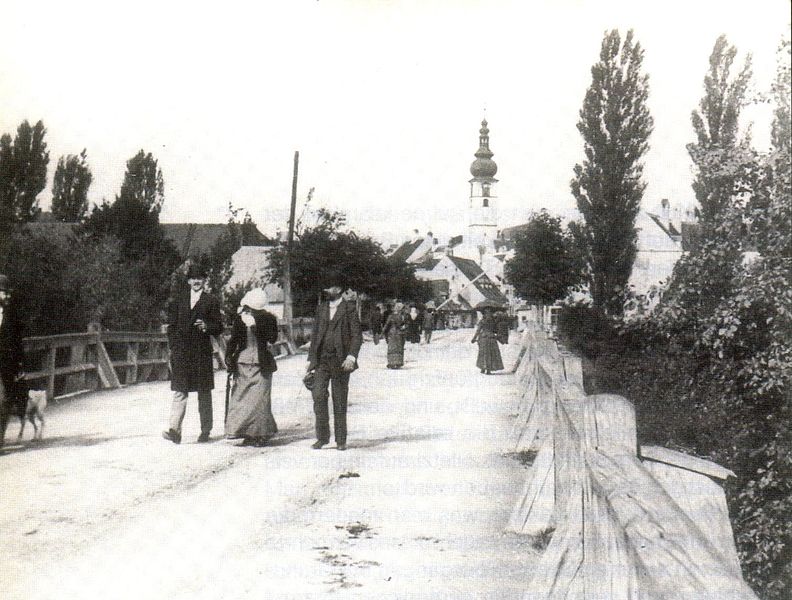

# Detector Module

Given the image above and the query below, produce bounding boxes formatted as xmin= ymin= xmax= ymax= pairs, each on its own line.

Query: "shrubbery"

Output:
xmin=556 ymin=145 xmax=791 ymax=596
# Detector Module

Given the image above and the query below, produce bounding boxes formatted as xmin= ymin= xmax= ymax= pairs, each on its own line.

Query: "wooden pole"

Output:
xmin=283 ymin=151 xmax=299 ymax=350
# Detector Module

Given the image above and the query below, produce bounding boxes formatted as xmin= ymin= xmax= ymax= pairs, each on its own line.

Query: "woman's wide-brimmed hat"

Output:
xmin=475 ymin=299 xmax=505 ymax=311
xmin=238 ymin=288 xmax=269 ymax=313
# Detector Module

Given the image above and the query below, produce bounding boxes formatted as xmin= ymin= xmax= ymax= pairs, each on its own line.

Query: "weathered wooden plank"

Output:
xmin=640 ymin=445 xmax=736 ymax=480
xmin=587 ymin=450 xmax=758 ymax=600
xmin=95 ymin=337 xmax=121 ymax=389
xmin=507 ymin=436 xmax=555 ymax=535
xmin=643 ymin=460 xmax=742 ymax=577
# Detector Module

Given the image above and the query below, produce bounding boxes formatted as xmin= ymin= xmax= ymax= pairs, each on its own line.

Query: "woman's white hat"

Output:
xmin=238 ymin=288 xmax=268 ymax=313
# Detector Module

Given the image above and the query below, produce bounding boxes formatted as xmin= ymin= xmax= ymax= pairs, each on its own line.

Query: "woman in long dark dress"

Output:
xmin=471 ymin=308 xmax=504 ymax=374
xmin=383 ymin=301 xmax=406 ymax=369
xmin=225 ymin=288 xmax=279 ymax=446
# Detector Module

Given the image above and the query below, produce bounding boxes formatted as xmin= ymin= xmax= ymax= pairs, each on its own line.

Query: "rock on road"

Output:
xmin=1 ymin=329 xmax=537 ymax=599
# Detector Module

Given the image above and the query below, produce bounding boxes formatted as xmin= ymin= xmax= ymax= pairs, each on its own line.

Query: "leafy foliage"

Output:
xmin=688 ymin=36 xmax=753 ymax=220
xmin=116 ymin=150 xmax=165 ymax=214
xmin=81 ymin=150 xmax=181 ymax=328
xmin=0 ymin=120 xmax=50 ymax=229
xmin=504 ymin=210 xmax=582 ymax=305
xmin=570 ymin=29 xmax=654 ymax=314
xmin=0 ymin=230 xmax=71 ymax=336
xmin=51 ymin=149 xmax=93 ymax=222
xmin=267 ymin=208 xmax=430 ymax=317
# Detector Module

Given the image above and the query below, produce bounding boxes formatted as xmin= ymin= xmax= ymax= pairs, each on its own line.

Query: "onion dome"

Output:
xmin=470 ymin=119 xmax=498 ymax=178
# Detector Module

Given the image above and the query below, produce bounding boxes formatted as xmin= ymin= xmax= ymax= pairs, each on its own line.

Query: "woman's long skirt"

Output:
xmin=386 ymin=331 xmax=405 ymax=368
xmin=225 ymin=364 xmax=278 ymax=440
xmin=476 ymin=336 xmax=504 ymax=372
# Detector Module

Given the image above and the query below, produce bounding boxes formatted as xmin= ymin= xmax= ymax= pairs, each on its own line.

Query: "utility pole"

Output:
xmin=283 ymin=151 xmax=299 ymax=351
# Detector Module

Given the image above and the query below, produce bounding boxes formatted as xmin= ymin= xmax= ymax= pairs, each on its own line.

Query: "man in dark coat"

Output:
xmin=370 ymin=303 xmax=384 ymax=345
xmin=0 ymin=274 xmax=26 ymax=448
xmin=422 ymin=307 xmax=435 ymax=344
xmin=306 ymin=284 xmax=362 ymax=451
xmin=163 ymin=265 xmax=223 ymax=444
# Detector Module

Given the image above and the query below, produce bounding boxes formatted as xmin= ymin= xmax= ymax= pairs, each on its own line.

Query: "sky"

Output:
xmin=1 ymin=0 xmax=789 ymax=245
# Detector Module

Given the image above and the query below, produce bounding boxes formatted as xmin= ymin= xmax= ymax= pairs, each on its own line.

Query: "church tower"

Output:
xmin=467 ymin=119 xmax=498 ymax=251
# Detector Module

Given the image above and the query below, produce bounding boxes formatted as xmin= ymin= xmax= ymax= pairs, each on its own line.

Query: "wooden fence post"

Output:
xmin=45 ymin=346 xmax=56 ymax=401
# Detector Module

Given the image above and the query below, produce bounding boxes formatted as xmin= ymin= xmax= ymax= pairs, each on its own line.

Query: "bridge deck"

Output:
xmin=1 ymin=329 xmax=536 ymax=600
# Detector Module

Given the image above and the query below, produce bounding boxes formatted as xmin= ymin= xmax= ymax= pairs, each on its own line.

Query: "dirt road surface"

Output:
xmin=1 ymin=329 xmax=537 ymax=599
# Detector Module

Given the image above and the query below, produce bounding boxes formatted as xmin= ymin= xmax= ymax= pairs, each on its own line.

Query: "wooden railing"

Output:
xmin=21 ymin=318 xmax=315 ymax=401
xmin=22 ymin=331 xmax=170 ymax=400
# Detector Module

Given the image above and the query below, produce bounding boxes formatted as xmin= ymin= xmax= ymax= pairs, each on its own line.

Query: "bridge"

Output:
xmin=1 ymin=327 xmax=756 ymax=599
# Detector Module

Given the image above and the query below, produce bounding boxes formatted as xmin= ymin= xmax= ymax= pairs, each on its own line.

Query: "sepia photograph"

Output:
xmin=1 ymin=1 xmax=790 ymax=598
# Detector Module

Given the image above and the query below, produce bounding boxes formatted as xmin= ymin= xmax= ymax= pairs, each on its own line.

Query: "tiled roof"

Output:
xmin=389 ymin=239 xmax=423 ymax=263
xmin=647 ymin=214 xmax=681 ymax=242
xmin=448 ymin=256 xmax=508 ymax=303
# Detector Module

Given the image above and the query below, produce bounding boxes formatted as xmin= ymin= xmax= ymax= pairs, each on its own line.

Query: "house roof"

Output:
xmin=389 ymin=239 xmax=423 ymax=263
xmin=499 ymin=222 xmax=530 ymax=241
xmin=161 ymin=223 xmax=270 ymax=258
xmin=646 ymin=213 xmax=681 ymax=242
xmin=24 ymin=218 xmax=269 ymax=259
xmin=447 ymin=256 xmax=509 ymax=303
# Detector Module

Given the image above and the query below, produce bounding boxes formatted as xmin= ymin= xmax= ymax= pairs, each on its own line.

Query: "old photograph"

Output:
xmin=1 ymin=1 xmax=790 ymax=598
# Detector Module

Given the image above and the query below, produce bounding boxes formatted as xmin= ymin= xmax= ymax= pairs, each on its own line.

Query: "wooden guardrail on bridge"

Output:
xmin=22 ymin=331 xmax=170 ymax=401
xmin=21 ymin=317 xmax=315 ymax=402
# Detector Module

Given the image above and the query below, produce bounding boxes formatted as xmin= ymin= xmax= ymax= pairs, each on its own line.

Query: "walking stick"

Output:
xmin=224 ymin=371 xmax=233 ymax=425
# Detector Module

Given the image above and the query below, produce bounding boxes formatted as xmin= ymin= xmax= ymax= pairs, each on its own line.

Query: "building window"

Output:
xmin=482 ymin=183 xmax=490 ymax=196
xmin=483 ymin=198 xmax=489 ymax=207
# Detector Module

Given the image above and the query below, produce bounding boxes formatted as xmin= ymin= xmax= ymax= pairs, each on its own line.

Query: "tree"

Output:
xmin=117 ymin=150 xmax=164 ymax=214
xmin=267 ymin=208 xmax=430 ymax=316
xmin=570 ymin=29 xmax=654 ymax=314
xmin=82 ymin=150 xmax=180 ymax=329
xmin=0 ymin=120 xmax=49 ymax=225
xmin=504 ymin=210 xmax=582 ymax=305
xmin=688 ymin=35 xmax=753 ymax=220
xmin=771 ymin=37 xmax=791 ymax=153
xmin=51 ymin=149 xmax=93 ymax=222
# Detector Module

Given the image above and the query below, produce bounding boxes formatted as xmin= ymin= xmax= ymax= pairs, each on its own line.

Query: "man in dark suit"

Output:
xmin=163 ymin=264 xmax=223 ymax=444
xmin=0 ymin=273 xmax=26 ymax=448
xmin=307 ymin=284 xmax=362 ymax=451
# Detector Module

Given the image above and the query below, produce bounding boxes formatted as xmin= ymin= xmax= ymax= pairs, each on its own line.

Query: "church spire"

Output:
xmin=470 ymin=119 xmax=498 ymax=178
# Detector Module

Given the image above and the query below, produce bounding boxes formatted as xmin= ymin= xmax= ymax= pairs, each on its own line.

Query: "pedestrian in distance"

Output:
xmin=306 ymin=284 xmax=362 ymax=451
xmin=471 ymin=306 xmax=504 ymax=375
xmin=422 ymin=306 xmax=435 ymax=344
xmin=370 ymin=302 xmax=384 ymax=345
xmin=383 ymin=300 xmax=406 ymax=369
xmin=224 ymin=288 xmax=279 ymax=447
xmin=0 ymin=273 xmax=27 ymax=449
xmin=405 ymin=304 xmax=422 ymax=344
xmin=163 ymin=264 xmax=223 ymax=444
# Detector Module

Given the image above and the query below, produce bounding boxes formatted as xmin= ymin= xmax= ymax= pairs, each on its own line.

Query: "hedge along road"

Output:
xmin=1 ymin=329 xmax=537 ymax=600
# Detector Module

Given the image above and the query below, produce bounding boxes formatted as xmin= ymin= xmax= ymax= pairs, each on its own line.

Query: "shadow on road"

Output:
xmin=1 ymin=433 xmax=150 ymax=455
xmin=352 ymin=432 xmax=443 ymax=449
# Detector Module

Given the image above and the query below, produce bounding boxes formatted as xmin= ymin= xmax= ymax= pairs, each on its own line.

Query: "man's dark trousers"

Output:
xmin=312 ymin=353 xmax=350 ymax=446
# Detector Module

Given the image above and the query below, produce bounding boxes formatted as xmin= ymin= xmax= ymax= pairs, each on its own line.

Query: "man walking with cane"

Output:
xmin=306 ymin=283 xmax=362 ymax=451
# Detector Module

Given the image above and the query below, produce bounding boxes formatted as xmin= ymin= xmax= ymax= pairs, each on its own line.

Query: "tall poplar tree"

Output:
xmin=570 ymin=29 xmax=653 ymax=313
xmin=0 ymin=120 xmax=50 ymax=224
xmin=688 ymin=35 xmax=753 ymax=220
xmin=51 ymin=149 xmax=93 ymax=222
